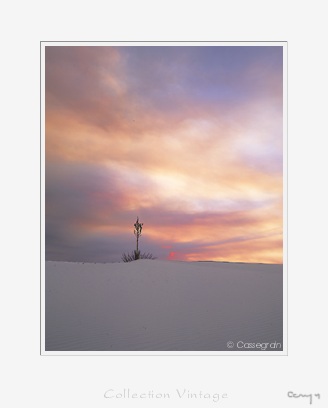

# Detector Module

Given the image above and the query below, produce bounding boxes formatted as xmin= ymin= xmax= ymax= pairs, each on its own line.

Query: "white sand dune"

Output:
xmin=45 ymin=260 xmax=283 ymax=352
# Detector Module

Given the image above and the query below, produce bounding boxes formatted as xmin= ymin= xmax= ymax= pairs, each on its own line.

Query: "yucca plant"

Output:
xmin=121 ymin=217 xmax=156 ymax=262
xmin=121 ymin=251 xmax=156 ymax=262
xmin=133 ymin=216 xmax=143 ymax=260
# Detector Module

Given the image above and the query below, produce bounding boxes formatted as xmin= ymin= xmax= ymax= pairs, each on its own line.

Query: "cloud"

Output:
xmin=45 ymin=45 xmax=283 ymax=263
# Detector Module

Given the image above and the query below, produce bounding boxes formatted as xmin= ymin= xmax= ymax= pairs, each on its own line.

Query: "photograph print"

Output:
xmin=42 ymin=42 xmax=286 ymax=354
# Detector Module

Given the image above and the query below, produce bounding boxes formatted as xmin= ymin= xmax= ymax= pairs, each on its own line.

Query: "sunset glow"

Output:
xmin=45 ymin=44 xmax=284 ymax=263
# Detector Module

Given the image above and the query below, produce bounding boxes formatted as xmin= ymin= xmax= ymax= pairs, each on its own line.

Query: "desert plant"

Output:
xmin=121 ymin=251 xmax=157 ymax=263
xmin=134 ymin=216 xmax=143 ymax=258
xmin=121 ymin=217 xmax=156 ymax=262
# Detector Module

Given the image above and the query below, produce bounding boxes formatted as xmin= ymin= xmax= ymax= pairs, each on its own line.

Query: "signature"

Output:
xmin=288 ymin=391 xmax=321 ymax=405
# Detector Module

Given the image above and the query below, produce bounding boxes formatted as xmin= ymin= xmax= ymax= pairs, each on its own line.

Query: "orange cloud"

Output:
xmin=45 ymin=46 xmax=283 ymax=263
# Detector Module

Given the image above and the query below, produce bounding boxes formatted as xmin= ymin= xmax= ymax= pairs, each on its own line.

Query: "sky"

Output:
xmin=45 ymin=44 xmax=283 ymax=263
